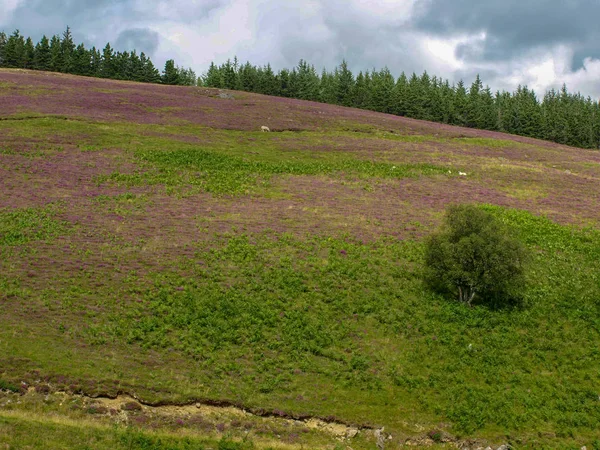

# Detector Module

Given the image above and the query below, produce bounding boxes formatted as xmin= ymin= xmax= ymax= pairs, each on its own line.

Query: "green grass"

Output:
xmin=99 ymin=147 xmax=447 ymax=195
xmin=2 ymin=85 xmax=600 ymax=448
xmin=0 ymin=205 xmax=68 ymax=246
xmin=22 ymin=207 xmax=596 ymax=443
xmin=0 ymin=412 xmax=256 ymax=450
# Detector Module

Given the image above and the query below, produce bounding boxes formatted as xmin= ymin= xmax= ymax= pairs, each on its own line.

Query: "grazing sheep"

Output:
xmin=261 ymin=126 xmax=270 ymax=132
xmin=459 ymin=171 xmax=467 ymax=176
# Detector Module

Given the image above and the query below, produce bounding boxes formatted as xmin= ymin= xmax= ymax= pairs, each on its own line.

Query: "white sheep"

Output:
xmin=261 ymin=125 xmax=270 ymax=132
xmin=459 ymin=171 xmax=467 ymax=176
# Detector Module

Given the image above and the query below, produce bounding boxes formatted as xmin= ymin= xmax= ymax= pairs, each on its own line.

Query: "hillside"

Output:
xmin=1 ymin=69 xmax=599 ymax=449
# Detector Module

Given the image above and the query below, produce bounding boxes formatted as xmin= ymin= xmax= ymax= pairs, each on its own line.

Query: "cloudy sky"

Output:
xmin=2 ymin=0 xmax=600 ymax=98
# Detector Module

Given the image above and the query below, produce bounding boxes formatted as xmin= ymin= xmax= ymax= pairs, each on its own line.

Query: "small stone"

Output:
xmin=346 ymin=428 xmax=359 ymax=439
xmin=497 ymin=446 xmax=509 ymax=450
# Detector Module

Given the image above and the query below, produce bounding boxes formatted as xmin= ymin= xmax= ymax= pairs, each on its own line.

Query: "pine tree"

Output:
xmin=33 ymin=35 xmax=51 ymax=71
xmin=453 ymin=80 xmax=469 ymax=126
xmin=177 ymin=67 xmax=197 ymax=86
xmin=0 ymin=32 xmax=7 ymax=67
xmin=139 ymin=52 xmax=160 ymax=83
xmin=72 ymin=43 xmax=91 ymax=75
xmin=203 ymin=62 xmax=223 ymax=88
xmin=370 ymin=67 xmax=395 ymax=113
xmin=257 ymin=63 xmax=278 ymax=95
xmin=89 ymin=47 xmax=101 ymax=77
xmin=49 ymin=35 xmax=62 ymax=72
xmin=23 ymin=37 xmax=35 ymax=69
xmin=391 ymin=72 xmax=408 ymax=116
xmin=352 ymin=71 xmax=371 ymax=109
xmin=162 ymin=59 xmax=180 ymax=85
xmin=466 ymin=74 xmax=484 ymax=128
xmin=238 ymin=61 xmax=257 ymax=92
xmin=404 ymin=73 xmax=422 ymax=118
xmin=60 ymin=26 xmax=76 ymax=73
xmin=335 ymin=60 xmax=354 ymax=106
xmin=4 ymin=30 xmax=25 ymax=68
xmin=296 ymin=59 xmax=319 ymax=101
xmin=100 ymin=43 xmax=114 ymax=78
xmin=318 ymin=68 xmax=336 ymax=104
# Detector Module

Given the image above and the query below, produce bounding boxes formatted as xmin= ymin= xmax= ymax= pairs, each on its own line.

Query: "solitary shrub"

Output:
xmin=424 ymin=204 xmax=529 ymax=307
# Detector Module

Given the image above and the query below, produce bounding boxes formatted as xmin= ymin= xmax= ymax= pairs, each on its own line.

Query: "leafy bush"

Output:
xmin=424 ymin=204 xmax=529 ymax=307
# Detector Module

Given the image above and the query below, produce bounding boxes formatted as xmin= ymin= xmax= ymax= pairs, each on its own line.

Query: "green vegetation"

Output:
xmin=0 ymin=205 xmax=67 ymax=246
xmin=0 ymin=27 xmax=195 ymax=85
xmin=2 ymin=72 xmax=600 ymax=448
xmin=0 ymin=412 xmax=255 ymax=450
xmin=103 ymin=147 xmax=447 ymax=195
xmin=424 ymin=204 xmax=529 ymax=307
xmin=204 ymin=60 xmax=600 ymax=149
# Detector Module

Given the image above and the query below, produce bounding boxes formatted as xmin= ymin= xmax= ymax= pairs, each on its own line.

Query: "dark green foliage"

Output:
xmin=33 ymin=35 xmax=51 ymax=71
xmin=0 ymin=206 xmax=67 ymax=246
xmin=162 ymin=59 xmax=180 ymax=85
xmin=0 ymin=32 xmax=6 ymax=66
xmin=0 ymin=27 xmax=189 ymax=85
xmin=200 ymin=57 xmax=600 ymax=150
xmin=60 ymin=26 xmax=75 ymax=73
xmin=0 ymin=379 xmax=19 ymax=393
xmin=3 ymin=29 xmax=25 ymax=68
xmin=424 ymin=204 xmax=529 ymax=307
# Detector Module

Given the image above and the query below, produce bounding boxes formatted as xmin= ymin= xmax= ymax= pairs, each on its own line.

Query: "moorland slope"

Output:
xmin=1 ymin=69 xmax=600 ymax=449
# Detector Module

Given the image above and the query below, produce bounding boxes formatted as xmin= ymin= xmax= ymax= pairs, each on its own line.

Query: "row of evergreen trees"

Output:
xmin=1 ymin=27 xmax=598 ymax=149
xmin=202 ymin=58 xmax=600 ymax=150
xmin=0 ymin=28 xmax=196 ymax=86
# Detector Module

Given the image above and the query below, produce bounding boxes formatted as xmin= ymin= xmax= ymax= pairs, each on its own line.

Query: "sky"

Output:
xmin=2 ymin=0 xmax=600 ymax=99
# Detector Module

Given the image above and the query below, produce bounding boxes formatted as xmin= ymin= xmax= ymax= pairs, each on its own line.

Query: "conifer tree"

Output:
xmin=0 ymin=32 xmax=7 ymax=66
xmin=203 ymin=62 xmax=223 ymax=88
xmin=23 ymin=37 xmax=35 ymax=69
xmin=60 ymin=26 xmax=75 ymax=73
xmin=466 ymin=74 xmax=484 ymax=128
xmin=100 ymin=43 xmax=114 ymax=78
xmin=162 ymin=59 xmax=180 ymax=85
xmin=318 ymin=68 xmax=336 ymax=104
xmin=335 ymin=60 xmax=354 ymax=106
xmin=296 ymin=59 xmax=319 ymax=101
xmin=72 ymin=43 xmax=90 ymax=75
xmin=49 ymin=35 xmax=62 ymax=72
xmin=33 ymin=35 xmax=51 ymax=71
xmin=3 ymin=30 xmax=25 ymax=68
xmin=453 ymin=80 xmax=469 ymax=126
xmin=391 ymin=72 xmax=408 ymax=116
xmin=370 ymin=67 xmax=395 ymax=113
xmin=352 ymin=71 xmax=371 ymax=110
xmin=89 ymin=47 xmax=101 ymax=77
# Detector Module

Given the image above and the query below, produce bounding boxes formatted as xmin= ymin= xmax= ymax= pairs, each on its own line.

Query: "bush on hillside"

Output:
xmin=424 ymin=204 xmax=529 ymax=307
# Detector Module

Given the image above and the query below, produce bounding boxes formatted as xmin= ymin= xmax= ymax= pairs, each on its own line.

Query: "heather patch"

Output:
xmin=3 ymin=70 xmax=600 ymax=447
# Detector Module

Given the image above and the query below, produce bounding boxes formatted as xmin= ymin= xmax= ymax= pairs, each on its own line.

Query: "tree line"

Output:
xmin=201 ymin=58 xmax=600 ymax=150
xmin=2 ymin=27 xmax=598 ymax=149
xmin=0 ymin=27 xmax=197 ymax=86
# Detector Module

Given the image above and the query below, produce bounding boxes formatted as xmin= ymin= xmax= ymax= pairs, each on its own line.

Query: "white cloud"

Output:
xmin=0 ymin=0 xmax=24 ymax=27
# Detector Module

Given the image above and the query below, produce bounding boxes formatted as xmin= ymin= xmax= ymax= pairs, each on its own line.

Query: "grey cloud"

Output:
xmin=415 ymin=0 xmax=600 ymax=69
xmin=114 ymin=28 xmax=160 ymax=56
xmin=250 ymin=1 xmax=428 ymax=78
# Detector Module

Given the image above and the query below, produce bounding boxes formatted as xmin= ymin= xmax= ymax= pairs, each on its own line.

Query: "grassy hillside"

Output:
xmin=1 ymin=69 xmax=600 ymax=449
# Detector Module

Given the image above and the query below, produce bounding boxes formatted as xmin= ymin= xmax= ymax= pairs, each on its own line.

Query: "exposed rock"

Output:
xmin=346 ymin=428 xmax=359 ymax=439
xmin=375 ymin=427 xmax=386 ymax=450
